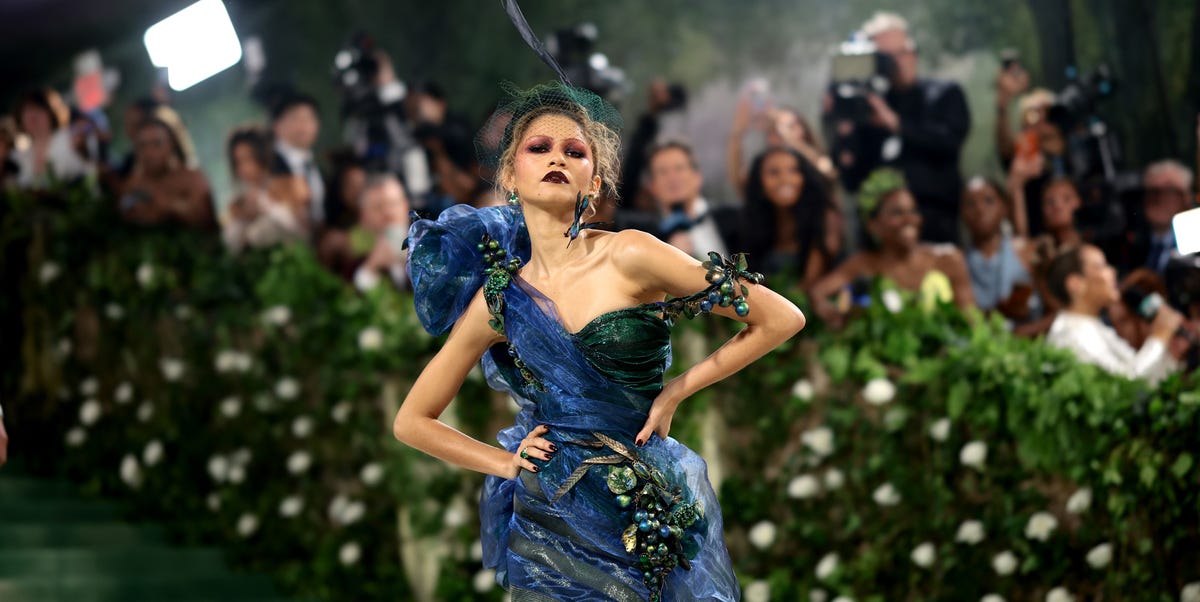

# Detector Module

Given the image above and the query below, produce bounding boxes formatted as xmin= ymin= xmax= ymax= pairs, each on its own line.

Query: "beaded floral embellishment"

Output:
xmin=478 ymin=233 xmax=546 ymax=392
xmin=549 ymin=433 xmax=703 ymax=602
xmin=657 ymin=252 xmax=765 ymax=322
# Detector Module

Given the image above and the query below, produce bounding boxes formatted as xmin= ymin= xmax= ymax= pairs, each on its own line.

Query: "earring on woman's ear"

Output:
xmin=507 ymin=190 xmax=520 ymax=206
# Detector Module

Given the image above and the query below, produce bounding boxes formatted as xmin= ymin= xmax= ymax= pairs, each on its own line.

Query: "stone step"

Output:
xmin=0 ymin=547 xmax=228 ymax=578
xmin=0 ymin=499 xmax=121 ymax=522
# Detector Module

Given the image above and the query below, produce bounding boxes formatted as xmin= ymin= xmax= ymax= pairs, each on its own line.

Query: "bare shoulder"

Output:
xmin=601 ymin=229 xmax=680 ymax=268
xmin=926 ymin=243 xmax=968 ymax=273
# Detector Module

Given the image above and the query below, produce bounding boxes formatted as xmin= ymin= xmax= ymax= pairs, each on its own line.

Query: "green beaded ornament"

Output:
xmin=479 ymin=233 xmax=545 ymax=392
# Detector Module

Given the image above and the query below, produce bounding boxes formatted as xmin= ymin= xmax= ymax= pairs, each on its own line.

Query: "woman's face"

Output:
xmin=1042 ymin=181 xmax=1080 ymax=230
xmin=870 ymin=189 xmax=922 ymax=251
xmin=760 ymin=151 xmax=804 ymax=208
xmin=767 ymin=110 xmax=806 ymax=148
xmin=231 ymin=142 xmax=264 ymax=183
xmin=20 ymin=104 xmax=53 ymax=139
xmin=135 ymin=124 xmax=174 ymax=172
xmin=507 ymin=113 xmax=599 ymax=205
xmin=962 ymin=179 xmax=1004 ymax=239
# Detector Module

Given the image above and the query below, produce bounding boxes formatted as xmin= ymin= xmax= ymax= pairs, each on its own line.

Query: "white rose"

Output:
xmin=80 ymin=377 xmax=99 ymax=396
xmin=287 ymin=451 xmax=311 ymax=475
xmin=206 ymin=493 xmax=222 ymax=512
xmin=1066 ymin=487 xmax=1092 ymax=514
xmin=473 ymin=568 xmax=497 ymax=593
xmin=79 ymin=399 xmax=102 ymax=426
xmin=882 ymin=289 xmax=903 ymax=313
xmin=142 ymin=440 xmax=164 ymax=467
xmin=1025 ymin=512 xmax=1058 ymax=541
xmin=469 ymin=539 xmax=483 ymax=562
xmin=1086 ymin=542 xmax=1112 ymax=569
xmin=231 ymin=448 xmax=252 ymax=467
xmin=279 ymin=495 xmax=305 ymax=518
xmin=214 ymin=350 xmax=237 ymax=373
xmin=120 ymin=454 xmax=142 ymax=488
xmin=136 ymin=401 xmax=154 ymax=422
xmin=339 ymin=541 xmax=362 ymax=566
xmin=114 ymin=382 xmax=133 ymax=404
xmin=981 ymin=595 xmax=1006 ymax=602
xmin=926 ymin=419 xmax=945 ymax=441
xmin=340 ymin=500 xmax=365 ymax=526
xmin=105 ymin=303 xmax=125 ymax=320
xmin=136 ymin=263 xmax=155 ymax=288
xmin=227 ymin=464 xmax=246 ymax=484
xmin=787 ymin=474 xmax=821 ymax=500
xmin=55 ymin=338 xmax=73 ymax=360
xmin=262 ymin=305 xmax=291 ymax=326
xmin=992 ymin=550 xmax=1018 ymax=576
xmin=823 ymin=469 xmax=845 ymax=491
xmin=960 ymin=441 xmax=988 ymax=471
xmin=291 ymin=415 xmax=314 ymax=438
xmin=809 ymin=589 xmax=828 ymax=602
xmin=275 ymin=377 xmax=300 ymax=400
xmin=219 ymin=396 xmax=241 ymax=418
xmin=1182 ymin=582 xmax=1200 ymax=602
xmin=1045 ymin=586 xmax=1074 ymax=602
xmin=174 ymin=305 xmax=193 ymax=320
xmin=791 ymin=379 xmax=815 ymax=401
xmin=208 ymin=455 xmax=230 ymax=483
xmin=831 ymin=597 xmax=855 ymax=602
xmin=862 ymin=378 xmax=896 ymax=405
xmin=331 ymin=401 xmax=352 ymax=423
xmin=358 ymin=327 xmax=384 ymax=351
xmin=236 ymin=513 xmax=259 ymax=537
xmin=39 ymin=262 xmax=61 ymax=284
xmin=955 ymin=520 xmax=985 ymax=545
xmin=911 ymin=542 xmax=936 ymax=568
xmin=328 ymin=494 xmax=349 ymax=522
xmin=232 ymin=352 xmax=252 ymax=373
xmin=815 ymin=552 xmax=839 ymax=580
xmin=159 ymin=358 xmax=184 ymax=382
xmin=873 ymin=482 xmax=901 ymax=506
xmin=65 ymin=427 xmax=87 ymax=447
xmin=748 ymin=520 xmax=777 ymax=550
xmin=801 ymin=426 xmax=834 ymax=458
xmin=444 ymin=498 xmax=470 ymax=528
xmin=883 ymin=407 xmax=908 ymax=432
xmin=360 ymin=463 xmax=384 ymax=486
xmin=744 ymin=580 xmax=770 ymax=602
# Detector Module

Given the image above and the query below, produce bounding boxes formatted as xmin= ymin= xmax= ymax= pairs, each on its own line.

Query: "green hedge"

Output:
xmin=4 ymin=185 xmax=1199 ymax=601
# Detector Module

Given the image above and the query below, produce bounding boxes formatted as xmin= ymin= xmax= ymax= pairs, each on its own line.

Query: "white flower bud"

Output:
xmin=473 ymin=568 xmax=496 ymax=593
xmin=1066 ymin=487 xmax=1092 ymax=514
xmin=815 ymin=552 xmax=839 ymax=580
xmin=862 ymin=378 xmax=896 ymax=405
xmin=291 ymin=415 xmax=314 ymax=438
xmin=981 ymin=594 xmax=1006 ymax=602
xmin=136 ymin=263 xmax=155 ymax=288
xmin=142 ymin=440 xmax=163 ymax=467
xmin=801 ymin=426 xmax=834 ymax=457
xmin=358 ymin=327 xmax=384 ymax=351
xmin=911 ymin=542 xmax=936 ymax=568
xmin=262 ymin=305 xmax=291 ymax=326
xmin=279 ymin=495 xmax=304 ymax=518
xmin=992 ymin=550 xmax=1018 ymax=576
xmin=206 ymin=493 xmax=222 ymax=512
xmin=219 ymin=396 xmax=241 ymax=418
xmin=39 ymin=262 xmax=61 ymax=284
xmin=79 ymin=399 xmax=102 ymax=426
xmin=823 ymin=469 xmax=845 ymax=490
xmin=955 ymin=520 xmax=985 ymax=545
xmin=331 ymin=401 xmax=352 ymax=423
xmin=105 ymin=303 xmax=125 ymax=320
xmin=960 ymin=441 xmax=988 ymax=471
xmin=137 ymin=401 xmax=154 ymax=422
xmin=286 ymin=451 xmax=311 ymax=475
xmin=208 ymin=455 xmax=230 ymax=483
xmin=882 ymin=289 xmax=903 ymax=313
xmin=236 ymin=513 xmax=259 ymax=537
xmin=275 ymin=377 xmax=300 ymax=400
xmin=1085 ymin=542 xmax=1112 ymax=569
xmin=1182 ymin=582 xmax=1200 ymax=602
xmin=114 ymin=382 xmax=133 ymax=404
xmin=873 ymin=482 xmax=901 ymax=506
xmin=159 ymin=358 xmax=184 ymax=382
xmin=360 ymin=463 xmax=384 ymax=486
xmin=120 ymin=454 xmax=142 ymax=488
xmin=748 ymin=520 xmax=777 ymax=550
xmin=744 ymin=580 xmax=770 ymax=602
xmin=791 ymin=379 xmax=815 ymax=401
xmin=80 ymin=377 xmax=98 ymax=396
xmin=1024 ymin=512 xmax=1058 ymax=541
xmin=787 ymin=474 xmax=821 ymax=500
xmin=339 ymin=541 xmax=362 ymax=566
xmin=65 ymin=427 xmax=87 ymax=447
xmin=1045 ymin=586 xmax=1074 ymax=602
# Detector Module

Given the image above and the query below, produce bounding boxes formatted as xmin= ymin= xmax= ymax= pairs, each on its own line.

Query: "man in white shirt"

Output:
xmin=645 ymin=142 xmax=729 ymax=260
xmin=1045 ymin=244 xmax=1185 ymax=385
xmin=270 ymin=93 xmax=325 ymax=226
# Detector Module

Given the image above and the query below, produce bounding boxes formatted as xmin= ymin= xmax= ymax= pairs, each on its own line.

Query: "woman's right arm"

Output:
xmin=726 ymin=96 xmax=753 ymax=195
xmin=810 ymin=254 xmax=861 ymax=328
xmin=392 ymin=290 xmax=540 ymax=479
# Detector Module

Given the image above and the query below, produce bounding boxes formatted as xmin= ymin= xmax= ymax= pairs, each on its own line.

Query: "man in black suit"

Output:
xmin=1125 ymin=160 xmax=1195 ymax=275
xmin=270 ymin=93 xmax=325 ymax=226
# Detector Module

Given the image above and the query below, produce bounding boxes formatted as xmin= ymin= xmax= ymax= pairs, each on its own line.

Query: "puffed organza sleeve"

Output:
xmin=405 ymin=204 xmax=530 ymax=336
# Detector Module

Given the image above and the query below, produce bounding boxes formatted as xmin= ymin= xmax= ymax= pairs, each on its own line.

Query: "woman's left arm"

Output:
xmin=615 ymin=231 xmax=806 ymax=445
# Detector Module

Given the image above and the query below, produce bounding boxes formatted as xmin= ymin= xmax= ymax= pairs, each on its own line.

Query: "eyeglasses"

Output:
xmin=1144 ymin=186 xmax=1187 ymax=199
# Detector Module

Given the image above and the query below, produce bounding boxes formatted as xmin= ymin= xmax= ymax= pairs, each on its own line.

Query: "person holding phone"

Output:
xmin=221 ymin=125 xmax=309 ymax=252
xmin=119 ymin=117 xmax=214 ymax=229
xmin=728 ymin=79 xmax=832 ymax=196
xmin=318 ymin=173 xmax=411 ymax=291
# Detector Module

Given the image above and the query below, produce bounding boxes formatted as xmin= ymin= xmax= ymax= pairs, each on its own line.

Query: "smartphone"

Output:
xmin=745 ymin=78 xmax=771 ymax=113
xmin=1016 ymin=129 xmax=1040 ymax=160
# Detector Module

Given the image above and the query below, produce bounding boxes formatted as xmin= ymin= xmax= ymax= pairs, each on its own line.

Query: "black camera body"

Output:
xmin=827 ymin=38 xmax=898 ymax=123
xmin=1048 ymin=65 xmax=1116 ymax=130
xmin=547 ymin=23 xmax=628 ymax=103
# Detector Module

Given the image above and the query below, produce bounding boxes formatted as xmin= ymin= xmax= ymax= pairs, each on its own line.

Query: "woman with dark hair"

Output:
xmin=811 ymin=168 xmax=974 ymax=327
xmin=118 ymin=117 xmax=213 ymax=228
xmin=221 ymin=125 xmax=308 ymax=252
xmin=740 ymin=146 xmax=840 ymax=289
xmin=10 ymin=87 xmax=92 ymax=188
xmin=727 ymin=95 xmax=836 ymax=195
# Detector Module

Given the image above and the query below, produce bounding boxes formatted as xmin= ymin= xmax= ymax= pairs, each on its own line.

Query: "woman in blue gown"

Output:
xmin=394 ymin=83 xmax=806 ymax=601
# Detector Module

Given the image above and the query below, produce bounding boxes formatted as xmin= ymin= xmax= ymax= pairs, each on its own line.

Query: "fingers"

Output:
xmin=635 ymin=426 xmax=651 ymax=448
xmin=520 ymin=436 xmax=557 ymax=461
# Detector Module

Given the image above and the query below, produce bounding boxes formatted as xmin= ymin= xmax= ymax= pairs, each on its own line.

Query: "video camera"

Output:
xmin=827 ymin=33 xmax=898 ymax=123
xmin=547 ymin=23 xmax=628 ymax=103
xmin=1047 ymin=65 xmax=1116 ymax=130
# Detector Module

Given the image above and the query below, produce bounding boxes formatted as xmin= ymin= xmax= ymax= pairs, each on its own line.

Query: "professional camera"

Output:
xmin=332 ymin=32 xmax=391 ymax=109
xmin=826 ymin=33 xmax=898 ymax=123
xmin=1047 ymin=65 xmax=1116 ymax=130
xmin=547 ymin=23 xmax=628 ymax=103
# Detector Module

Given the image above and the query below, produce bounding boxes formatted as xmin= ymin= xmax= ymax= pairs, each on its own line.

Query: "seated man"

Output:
xmin=1045 ymin=244 xmax=1185 ymax=385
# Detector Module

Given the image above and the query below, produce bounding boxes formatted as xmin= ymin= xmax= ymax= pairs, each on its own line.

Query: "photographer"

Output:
xmin=620 ymin=78 xmax=689 ymax=212
xmin=826 ymin=12 xmax=971 ymax=245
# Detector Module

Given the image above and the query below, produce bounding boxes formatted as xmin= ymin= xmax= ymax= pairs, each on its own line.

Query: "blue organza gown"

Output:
xmin=408 ymin=204 xmax=740 ymax=601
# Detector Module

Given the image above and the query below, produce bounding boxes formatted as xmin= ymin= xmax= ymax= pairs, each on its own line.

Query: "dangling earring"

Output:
xmin=563 ymin=192 xmax=591 ymax=246
xmin=507 ymin=190 xmax=520 ymax=206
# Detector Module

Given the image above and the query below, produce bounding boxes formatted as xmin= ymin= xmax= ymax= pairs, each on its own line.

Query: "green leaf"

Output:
xmin=1172 ymin=453 xmax=1194 ymax=479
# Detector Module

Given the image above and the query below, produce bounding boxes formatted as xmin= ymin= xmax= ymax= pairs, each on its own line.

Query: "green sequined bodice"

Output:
xmin=571 ymin=306 xmax=672 ymax=399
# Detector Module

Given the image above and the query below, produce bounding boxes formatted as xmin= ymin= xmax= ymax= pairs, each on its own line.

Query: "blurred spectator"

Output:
xmin=0 ymin=402 xmax=7 ymax=467
xmin=961 ymin=175 xmax=1035 ymax=320
xmin=740 ymin=147 xmax=839 ymax=288
xmin=408 ymin=81 xmax=477 ymax=208
xmin=221 ymin=126 xmax=308 ymax=252
xmin=118 ymin=117 xmax=214 ymax=228
xmin=1109 ymin=269 xmax=1171 ymax=351
xmin=641 ymin=141 xmax=731 ymax=260
xmin=729 ymin=97 xmax=834 ymax=197
xmin=826 ymin=12 xmax=970 ymax=245
xmin=1045 ymin=244 xmax=1185 ymax=385
xmin=811 ymin=169 xmax=973 ymax=327
xmin=11 ymin=87 xmax=92 ymax=188
xmin=270 ymin=93 xmax=324 ymax=225
xmin=326 ymin=148 xmax=368 ymax=229
xmin=1123 ymin=160 xmax=1194 ymax=275
xmin=68 ymin=107 xmax=110 ymax=167
xmin=0 ymin=117 xmax=18 ymax=189
xmin=113 ymin=97 xmax=163 ymax=180
xmin=621 ymin=78 xmax=689 ymax=212
xmin=318 ymin=174 xmax=410 ymax=291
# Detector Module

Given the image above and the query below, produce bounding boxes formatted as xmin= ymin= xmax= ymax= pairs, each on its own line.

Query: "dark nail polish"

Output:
xmin=549 ymin=444 xmax=557 ymax=452
xmin=532 ymin=466 xmax=539 ymax=472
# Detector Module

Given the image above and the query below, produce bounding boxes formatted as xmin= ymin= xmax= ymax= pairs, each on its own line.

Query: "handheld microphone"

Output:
xmin=1122 ymin=288 xmax=1196 ymax=344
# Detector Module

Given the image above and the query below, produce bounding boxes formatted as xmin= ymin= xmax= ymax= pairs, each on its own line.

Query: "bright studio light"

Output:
xmin=144 ymin=0 xmax=242 ymax=91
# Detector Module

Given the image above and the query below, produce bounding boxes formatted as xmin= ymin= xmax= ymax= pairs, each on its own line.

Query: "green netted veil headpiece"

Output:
xmin=857 ymin=167 xmax=908 ymax=221
xmin=475 ymin=81 xmax=623 ymax=175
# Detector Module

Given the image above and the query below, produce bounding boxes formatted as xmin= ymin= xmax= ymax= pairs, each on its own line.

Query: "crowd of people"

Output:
xmin=3 ymin=11 xmax=1199 ymax=383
